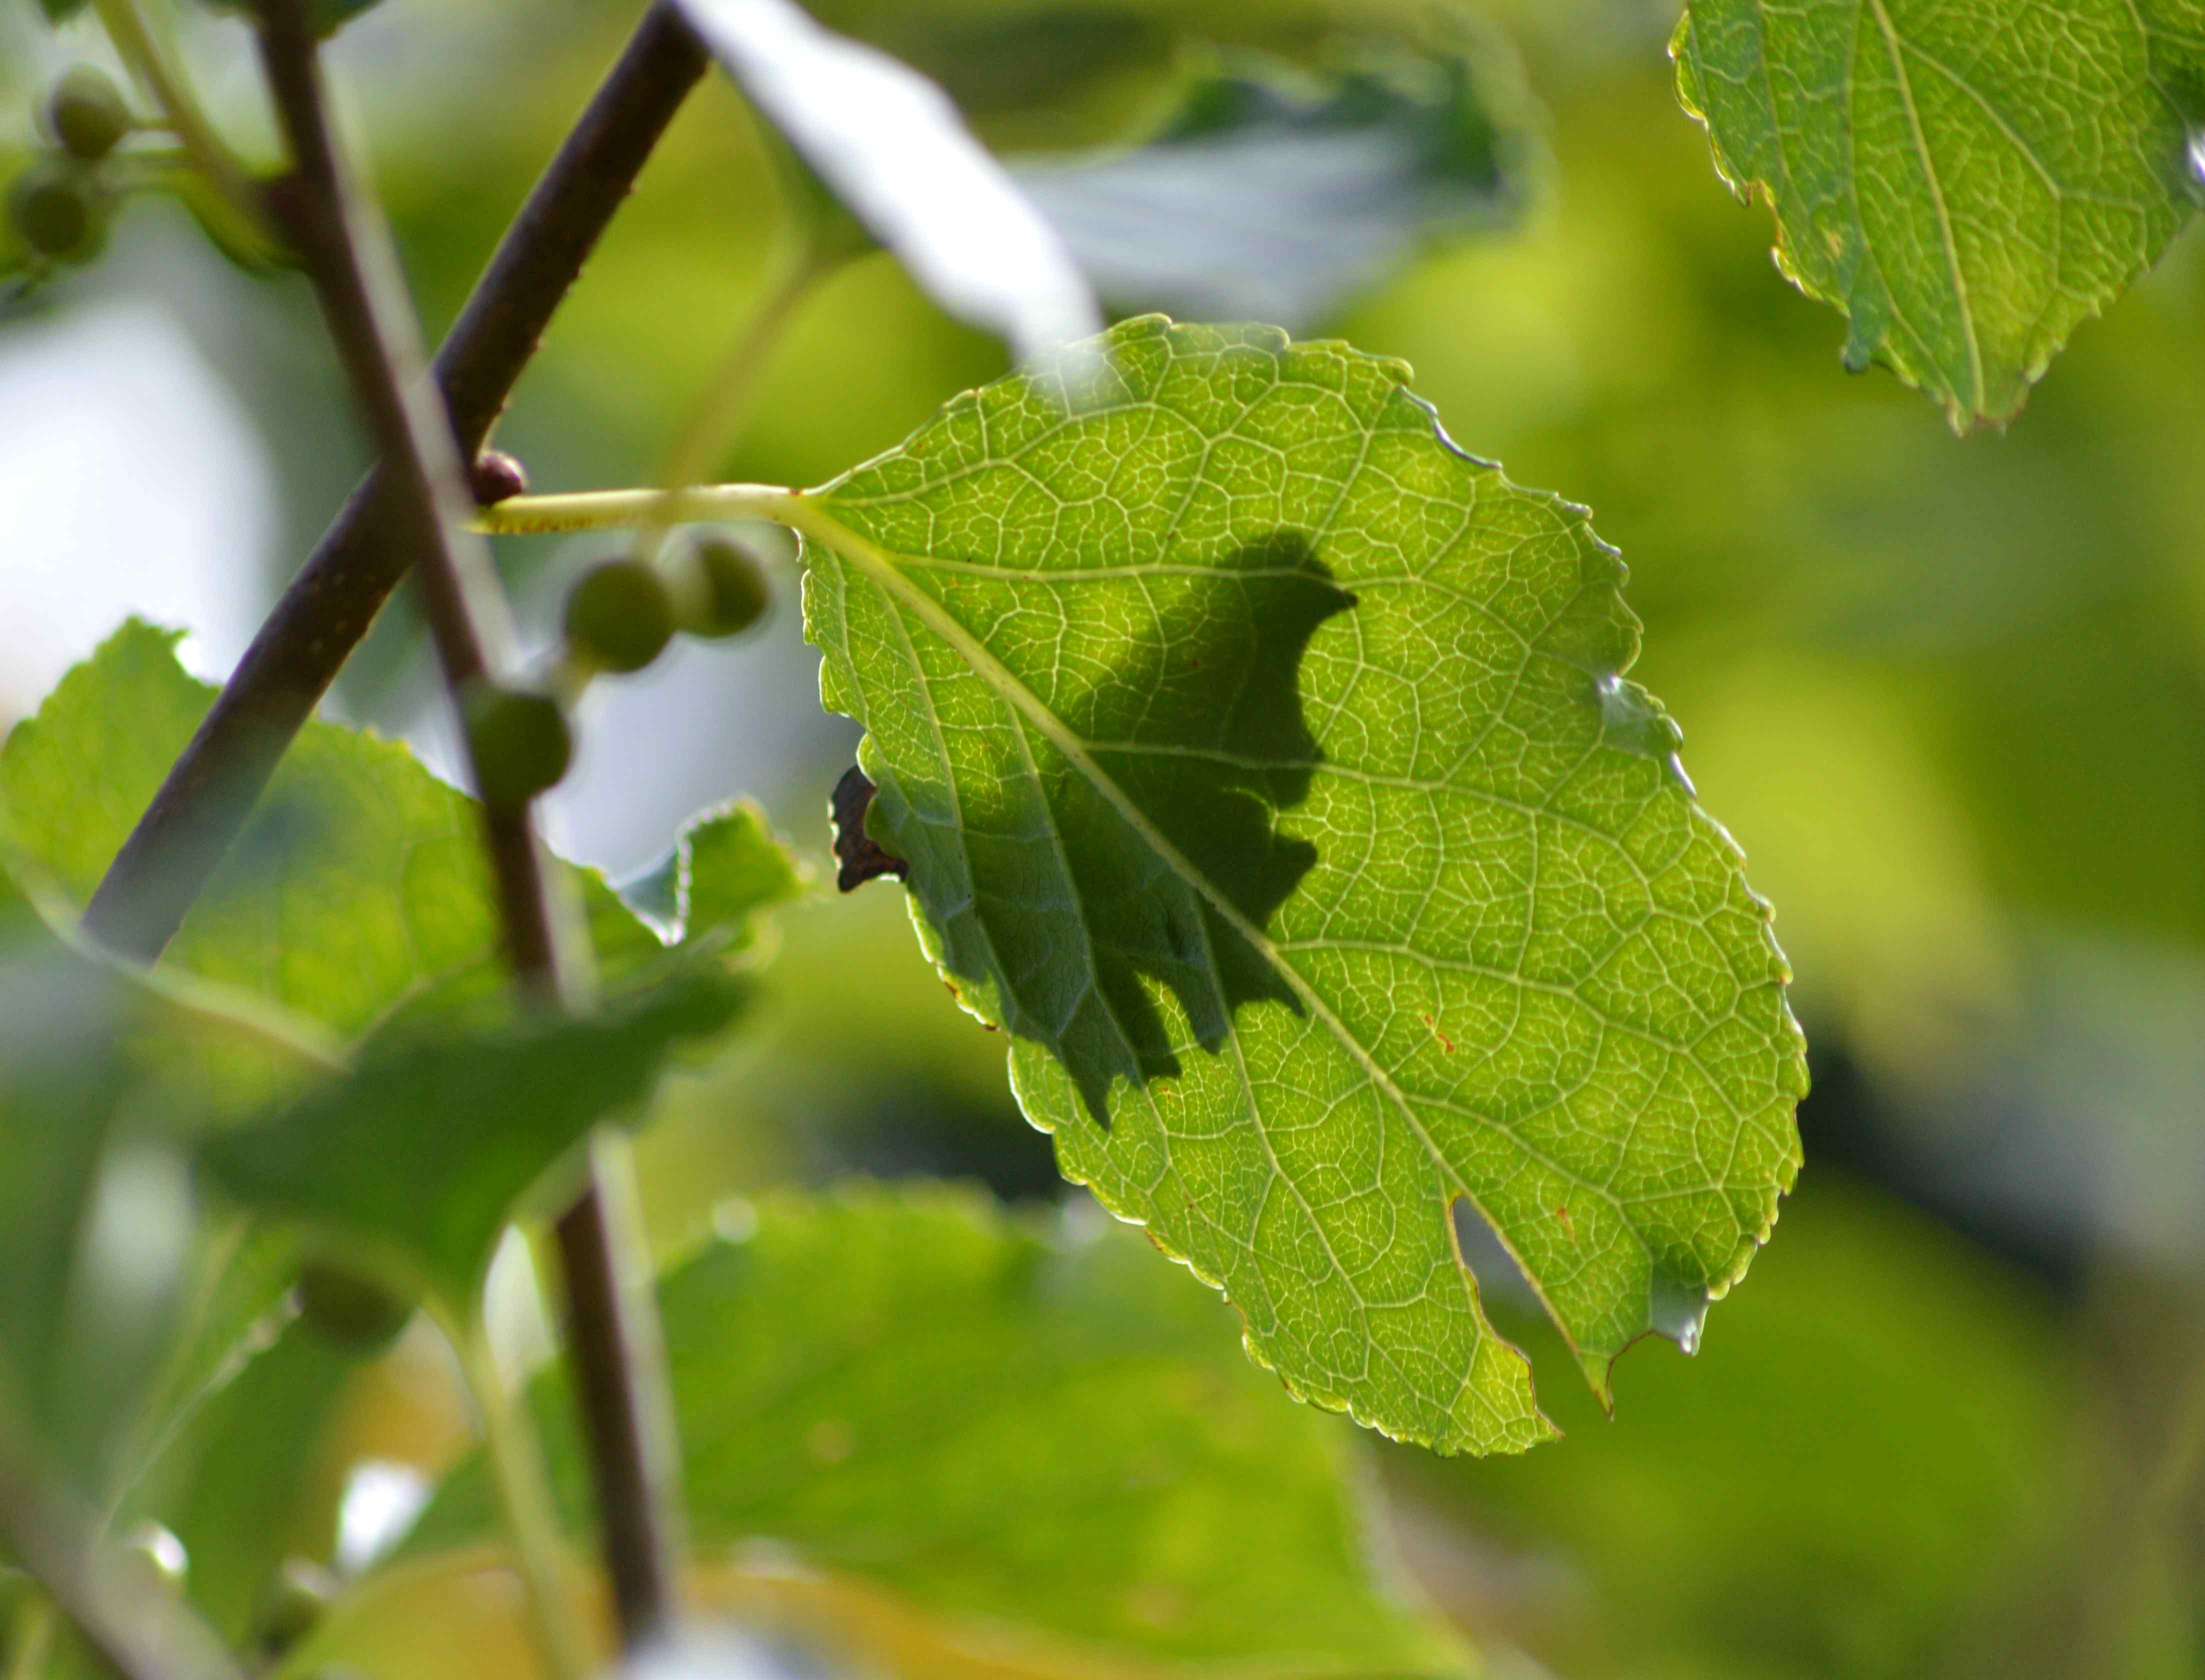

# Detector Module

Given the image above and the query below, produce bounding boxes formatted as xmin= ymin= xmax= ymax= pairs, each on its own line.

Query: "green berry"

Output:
xmin=252 ymin=1558 xmax=337 ymax=1658
xmin=296 ymin=1256 xmax=412 ymax=1352
xmin=674 ymin=536 xmax=772 ymax=638
xmin=462 ymin=680 xmax=572 ymax=809
xmin=46 ymin=66 xmax=132 ymax=162
xmin=564 ymin=558 xmax=676 ymax=674
xmin=8 ymin=158 xmax=99 ymax=260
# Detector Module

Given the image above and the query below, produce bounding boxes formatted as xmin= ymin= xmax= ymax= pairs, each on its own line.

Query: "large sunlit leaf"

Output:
xmin=674 ymin=0 xmax=1101 ymax=363
xmin=795 ymin=316 xmax=1805 ymax=1452
xmin=393 ymin=1186 xmax=1470 ymax=1678
xmin=1014 ymin=48 xmax=1534 ymax=329
xmin=0 ymin=622 xmax=799 ymax=1041
xmin=1672 ymin=0 xmax=2205 ymax=429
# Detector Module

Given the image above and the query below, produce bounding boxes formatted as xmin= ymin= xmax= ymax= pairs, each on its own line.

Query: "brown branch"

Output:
xmin=82 ymin=0 xmax=706 ymax=963
xmin=248 ymin=0 xmax=684 ymax=1650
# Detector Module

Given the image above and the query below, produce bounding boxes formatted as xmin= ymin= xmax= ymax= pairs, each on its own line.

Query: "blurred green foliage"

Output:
xmin=4 ymin=0 xmax=2205 ymax=1675
xmin=396 ymin=1185 xmax=1472 ymax=1678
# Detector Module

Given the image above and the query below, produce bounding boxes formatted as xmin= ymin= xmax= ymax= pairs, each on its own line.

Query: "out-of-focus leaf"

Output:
xmin=1014 ymin=48 xmax=1534 ymax=328
xmin=36 ymin=0 xmax=92 ymax=23
xmin=1672 ymin=0 xmax=2205 ymax=429
xmin=1390 ymin=1178 xmax=2070 ymax=1679
xmin=614 ymin=798 xmax=808 ymax=947
xmin=672 ymin=0 xmax=1100 ymax=364
xmin=187 ymin=0 xmax=384 ymax=38
xmin=122 ymin=1225 xmax=302 ymax=1488
xmin=306 ymin=0 xmax=383 ymax=34
xmin=0 ymin=907 xmax=154 ymax=1490
xmin=0 ymin=863 xmax=335 ymax=1504
xmin=397 ymin=1186 xmax=1471 ymax=1677
xmin=0 ymin=622 xmax=793 ymax=1040
xmin=796 ymin=315 xmax=1805 ymax=1452
xmin=122 ymin=1312 xmax=355 ymax=1644
xmin=200 ymin=968 xmax=748 ymax=1304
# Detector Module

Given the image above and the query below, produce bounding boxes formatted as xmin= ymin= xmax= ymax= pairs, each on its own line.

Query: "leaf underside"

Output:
xmin=800 ymin=316 xmax=1806 ymax=1453
xmin=1674 ymin=0 xmax=2205 ymax=430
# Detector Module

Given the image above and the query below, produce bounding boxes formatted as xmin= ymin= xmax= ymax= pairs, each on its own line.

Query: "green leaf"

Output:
xmin=185 ymin=0 xmax=384 ymax=38
xmin=1390 ymin=1180 xmax=2069 ymax=1676
xmin=1014 ymin=46 xmax=1536 ymax=329
xmin=1672 ymin=0 xmax=2205 ymax=430
xmin=0 ymin=622 xmax=795 ymax=1039
xmin=122 ymin=1310 xmax=356 ymax=1644
xmin=200 ymin=968 xmax=748 ymax=1304
xmin=0 ymin=892 xmax=246 ymax=1494
xmin=672 ymin=0 xmax=1101 ymax=362
xmin=0 ymin=862 xmax=342 ymax=1513
xmin=796 ymin=316 xmax=1805 ymax=1452
xmin=613 ymin=798 xmax=809 ymax=947
xmin=0 ymin=911 xmax=154 ymax=1488
xmin=397 ymin=1186 xmax=1470 ymax=1678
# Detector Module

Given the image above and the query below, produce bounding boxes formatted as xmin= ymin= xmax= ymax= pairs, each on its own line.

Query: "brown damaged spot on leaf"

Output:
xmin=830 ymin=764 xmax=908 ymax=892
xmin=942 ymin=976 xmax=998 ymax=1029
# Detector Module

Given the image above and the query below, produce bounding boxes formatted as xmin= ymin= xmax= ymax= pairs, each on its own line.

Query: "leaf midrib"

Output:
xmin=1862 ymin=0 xmax=1987 ymax=415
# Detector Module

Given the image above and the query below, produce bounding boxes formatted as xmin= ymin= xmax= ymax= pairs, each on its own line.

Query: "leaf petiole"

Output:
xmin=476 ymin=484 xmax=802 ymax=536
xmin=90 ymin=0 xmax=272 ymax=250
xmin=451 ymin=1314 xmax=594 ymax=1680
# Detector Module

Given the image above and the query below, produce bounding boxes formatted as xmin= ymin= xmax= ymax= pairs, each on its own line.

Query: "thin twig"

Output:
xmin=248 ymin=0 xmax=685 ymax=1654
xmin=83 ymin=1 xmax=708 ymax=964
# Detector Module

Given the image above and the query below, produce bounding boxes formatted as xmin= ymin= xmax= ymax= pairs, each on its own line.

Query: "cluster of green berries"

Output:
xmin=8 ymin=66 xmax=136 ymax=267
xmin=464 ymin=529 xmax=774 ymax=810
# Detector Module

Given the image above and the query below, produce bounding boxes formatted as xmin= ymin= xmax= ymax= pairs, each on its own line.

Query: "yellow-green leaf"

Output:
xmin=1674 ymin=0 xmax=2205 ymax=428
xmin=796 ymin=316 xmax=1806 ymax=1452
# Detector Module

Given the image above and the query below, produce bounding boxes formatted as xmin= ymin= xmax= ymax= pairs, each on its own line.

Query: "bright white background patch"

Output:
xmin=0 ymin=300 xmax=278 ymax=716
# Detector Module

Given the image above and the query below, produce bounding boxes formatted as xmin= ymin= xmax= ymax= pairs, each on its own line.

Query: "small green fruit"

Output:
xmin=674 ymin=536 xmax=772 ymax=638
xmin=46 ymin=66 xmax=132 ymax=162
xmin=8 ymin=158 xmax=100 ymax=260
xmin=296 ymin=1256 xmax=412 ymax=1352
xmin=462 ymin=680 xmax=572 ymax=809
xmin=564 ymin=558 xmax=676 ymax=674
xmin=252 ymin=1558 xmax=338 ymax=1658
